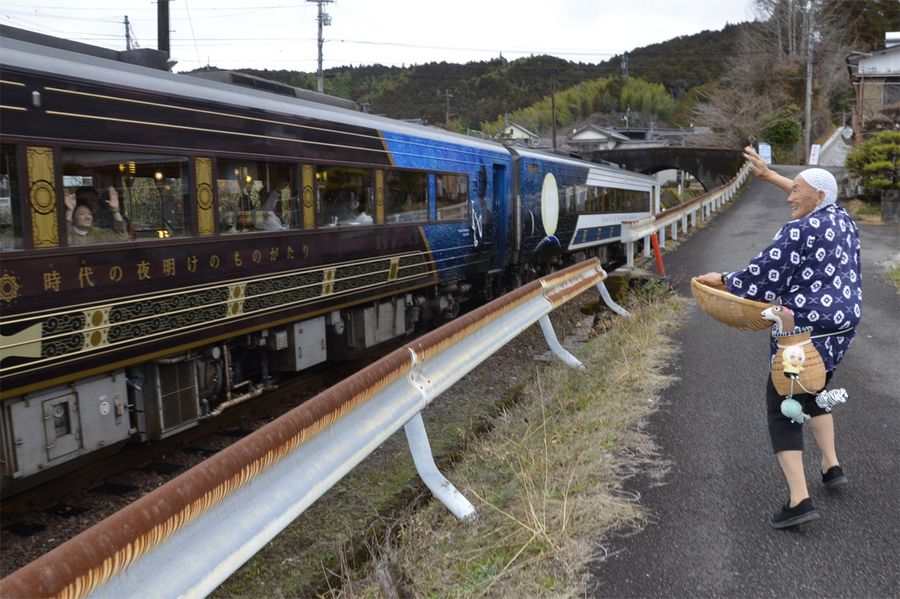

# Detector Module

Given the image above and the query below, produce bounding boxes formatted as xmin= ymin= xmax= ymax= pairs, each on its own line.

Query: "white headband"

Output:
xmin=799 ymin=168 xmax=837 ymax=208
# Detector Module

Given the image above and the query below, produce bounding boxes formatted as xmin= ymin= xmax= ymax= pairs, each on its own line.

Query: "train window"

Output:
xmin=384 ymin=170 xmax=428 ymax=223
xmin=435 ymin=173 xmax=468 ymax=221
xmin=0 ymin=145 xmax=23 ymax=251
xmin=217 ymin=160 xmax=296 ymax=234
xmin=566 ymin=185 xmax=650 ymax=214
xmin=316 ymin=166 xmax=373 ymax=227
xmin=61 ymin=150 xmax=191 ymax=243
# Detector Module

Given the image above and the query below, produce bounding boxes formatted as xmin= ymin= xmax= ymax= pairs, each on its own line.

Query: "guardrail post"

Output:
xmin=538 ymin=315 xmax=585 ymax=370
xmin=643 ymin=234 xmax=651 ymax=257
xmin=682 ymin=213 xmax=688 ymax=234
xmin=691 ymin=209 xmax=697 ymax=228
xmin=658 ymin=226 xmax=666 ymax=247
xmin=626 ymin=240 xmax=635 ymax=268
xmin=404 ymin=413 xmax=476 ymax=521
xmin=596 ymin=281 xmax=630 ymax=317
xmin=670 ymin=221 xmax=678 ymax=241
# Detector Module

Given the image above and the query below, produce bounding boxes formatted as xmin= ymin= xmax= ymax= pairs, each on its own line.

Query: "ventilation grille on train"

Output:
xmin=158 ymin=362 xmax=199 ymax=433
xmin=0 ymin=404 xmax=18 ymax=478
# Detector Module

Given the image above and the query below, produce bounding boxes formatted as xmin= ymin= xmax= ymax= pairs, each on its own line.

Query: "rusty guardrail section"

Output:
xmin=0 ymin=258 xmax=627 ymax=599
xmin=621 ymin=162 xmax=751 ymax=267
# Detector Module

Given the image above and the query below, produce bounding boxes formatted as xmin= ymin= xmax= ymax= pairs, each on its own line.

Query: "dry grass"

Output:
xmin=328 ymin=285 xmax=687 ymax=598
xmin=842 ymin=198 xmax=883 ymax=224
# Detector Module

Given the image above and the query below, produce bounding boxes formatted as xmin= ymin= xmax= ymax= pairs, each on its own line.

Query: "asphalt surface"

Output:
xmin=587 ymin=168 xmax=900 ymax=599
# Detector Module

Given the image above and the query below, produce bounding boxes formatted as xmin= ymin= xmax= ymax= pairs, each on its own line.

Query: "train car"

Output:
xmin=0 ymin=30 xmax=657 ymax=494
xmin=512 ymin=147 xmax=657 ymax=274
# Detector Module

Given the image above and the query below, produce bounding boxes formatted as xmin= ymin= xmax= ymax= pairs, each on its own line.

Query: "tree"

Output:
xmin=694 ymin=1 xmax=868 ymax=158
xmin=845 ymin=131 xmax=900 ymax=196
xmin=620 ymin=79 xmax=675 ymax=120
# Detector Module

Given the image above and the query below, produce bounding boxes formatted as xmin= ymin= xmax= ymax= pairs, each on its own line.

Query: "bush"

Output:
xmin=764 ymin=106 xmax=803 ymax=145
xmin=846 ymin=131 xmax=900 ymax=194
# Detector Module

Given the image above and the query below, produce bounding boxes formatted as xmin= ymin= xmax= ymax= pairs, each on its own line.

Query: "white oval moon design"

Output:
xmin=540 ymin=173 xmax=559 ymax=237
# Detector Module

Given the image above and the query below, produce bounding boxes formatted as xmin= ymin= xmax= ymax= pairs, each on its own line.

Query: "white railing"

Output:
xmin=0 ymin=259 xmax=628 ymax=599
xmin=621 ymin=163 xmax=751 ymax=267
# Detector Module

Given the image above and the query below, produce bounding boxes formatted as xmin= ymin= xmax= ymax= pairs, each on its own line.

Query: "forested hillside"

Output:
xmin=204 ymin=23 xmax=750 ymax=129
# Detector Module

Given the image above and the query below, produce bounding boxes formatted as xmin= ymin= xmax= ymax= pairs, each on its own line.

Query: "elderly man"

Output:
xmin=697 ymin=146 xmax=862 ymax=529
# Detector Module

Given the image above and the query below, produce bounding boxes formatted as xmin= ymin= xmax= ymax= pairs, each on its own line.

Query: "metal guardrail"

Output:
xmin=0 ymin=258 xmax=628 ymax=599
xmin=621 ymin=163 xmax=751 ymax=267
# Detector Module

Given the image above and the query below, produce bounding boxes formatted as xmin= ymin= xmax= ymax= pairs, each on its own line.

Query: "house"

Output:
xmin=846 ymin=32 xmax=900 ymax=137
xmin=500 ymin=122 xmax=541 ymax=146
xmin=566 ymin=124 xmax=631 ymax=153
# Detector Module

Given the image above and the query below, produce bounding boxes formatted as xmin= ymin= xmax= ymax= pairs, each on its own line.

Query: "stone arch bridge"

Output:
xmin=590 ymin=147 xmax=744 ymax=191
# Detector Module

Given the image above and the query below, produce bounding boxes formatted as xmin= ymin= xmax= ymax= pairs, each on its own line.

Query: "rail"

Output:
xmin=0 ymin=258 xmax=628 ymax=599
xmin=621 ymin=163 xmax=751 ymax=267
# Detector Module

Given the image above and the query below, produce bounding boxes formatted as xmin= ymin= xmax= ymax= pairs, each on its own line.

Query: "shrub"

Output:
xmin=846 ymin=131 xmax=900 ymax=194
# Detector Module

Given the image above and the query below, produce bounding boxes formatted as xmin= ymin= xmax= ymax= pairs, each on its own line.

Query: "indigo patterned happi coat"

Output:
xmin=724 ymin=204 xmax=862 ymax=372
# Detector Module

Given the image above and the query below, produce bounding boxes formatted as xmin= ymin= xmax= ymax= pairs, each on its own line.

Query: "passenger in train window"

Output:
xmin=65 ymin=186 xmax=128 ymax=244
xmin=385 ymin=171 xmax=428 ymax=223
xmin=0 ymin=144 xmax=23 ymax=250
xmin=256 ymin=187 xmax=286 ymax=230
xmin=324 ymin=190 xmax=369 ymax=226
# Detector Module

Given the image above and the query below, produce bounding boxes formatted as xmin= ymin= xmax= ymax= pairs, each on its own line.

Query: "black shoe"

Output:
xmin=822 ymin=465 xmax=848 ymax=489
xmin=770 ymin=498 xmax=820 ymax=529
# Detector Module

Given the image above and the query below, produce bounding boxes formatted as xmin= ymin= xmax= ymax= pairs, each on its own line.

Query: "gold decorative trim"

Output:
xmin=321 ymin=268 xmax=336 ymax=296
xmin=82 ymin=307 xmax=111 ymax=350
xmin=0 ymin=271 xmax=22 ymax=304
xmin=378 ymin=132 xmax=397 ymax=168
xmin=302 ymin=165 xmax=315 ymax=229
xmin=194 ymin=157 xmax=214 ymax=236
xmin=227 ymin=283 xmax=246 ymax=317
xmin=26 ymin=146 xmax=58 ymax=248
xmin=375 ymin=170 xmax=385 ymax=224
xmin=388 ymin=257 xmax=400 ymax=282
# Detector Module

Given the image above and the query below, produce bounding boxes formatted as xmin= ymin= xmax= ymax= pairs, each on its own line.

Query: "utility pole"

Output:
xmin=157 ymin=0 xmax=170 ymax=57
xmin=621 ymin=52 xmax=628 ymax=79
xmin=803 ymin=1 xmax=815 ymax=163
xmin=307 ymin=0 xmax=333 ymax=94
xmin=124 ymin=15 xmax=132 ymax=50
xmin=551 ymin=81 xmax=557 ymax=150
xmin=445 ymin=88 xmax=452 ymax=127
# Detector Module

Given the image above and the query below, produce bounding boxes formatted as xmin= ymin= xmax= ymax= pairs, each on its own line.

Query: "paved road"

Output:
xmin=588 ymin=168 xmax=900 ymax=599
xmin=818 ymin=126 xmax=853 ymax=168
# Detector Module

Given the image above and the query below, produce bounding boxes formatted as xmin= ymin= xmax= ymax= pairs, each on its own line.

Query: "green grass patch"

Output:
xmin=889 ymin=264 xmax=900 ymax=291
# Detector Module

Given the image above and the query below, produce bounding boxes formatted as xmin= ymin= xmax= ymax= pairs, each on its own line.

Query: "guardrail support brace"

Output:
xmin=538 ymin=315 xmax=585 ymax=370
xmin=404 ymin=413 xmax=476 ymax=521
xmin=596 ymin=280 xmax=631 ymax=318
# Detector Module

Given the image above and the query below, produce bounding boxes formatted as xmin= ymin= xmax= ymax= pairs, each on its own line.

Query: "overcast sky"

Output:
xmin=1 ymin=1 xmax=756 ymax=72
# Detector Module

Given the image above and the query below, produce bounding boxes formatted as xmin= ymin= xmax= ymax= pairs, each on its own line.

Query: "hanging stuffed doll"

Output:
xmin=761 ymin=306 xmax=828 ymax=424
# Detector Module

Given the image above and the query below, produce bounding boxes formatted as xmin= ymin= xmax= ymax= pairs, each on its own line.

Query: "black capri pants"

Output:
xmin=766 ymin=371 xmax=834 ymax=453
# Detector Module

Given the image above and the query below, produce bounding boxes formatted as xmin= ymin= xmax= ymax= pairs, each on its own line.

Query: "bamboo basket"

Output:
xmin=771 ymin=330 xmax=827 ymax=395
xmin=690 ymin=277 xmax=771 ymax=331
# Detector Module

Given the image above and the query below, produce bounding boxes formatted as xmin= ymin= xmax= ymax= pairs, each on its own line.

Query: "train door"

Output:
xmin=490 ymin=163 xmax=508 ymax=270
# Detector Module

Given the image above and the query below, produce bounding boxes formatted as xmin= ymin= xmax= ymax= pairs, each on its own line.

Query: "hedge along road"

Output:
xmin=588 ymin=167 xmax=899 ymax=598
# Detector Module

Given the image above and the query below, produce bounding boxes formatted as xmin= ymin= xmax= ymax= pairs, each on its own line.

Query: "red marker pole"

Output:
xmin=649 ymin=232 xmax=666 ymax=278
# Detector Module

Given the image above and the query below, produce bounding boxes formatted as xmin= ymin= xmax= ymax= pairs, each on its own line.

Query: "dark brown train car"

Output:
xmin=0 ymin=33 xmax=512 ymax=489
